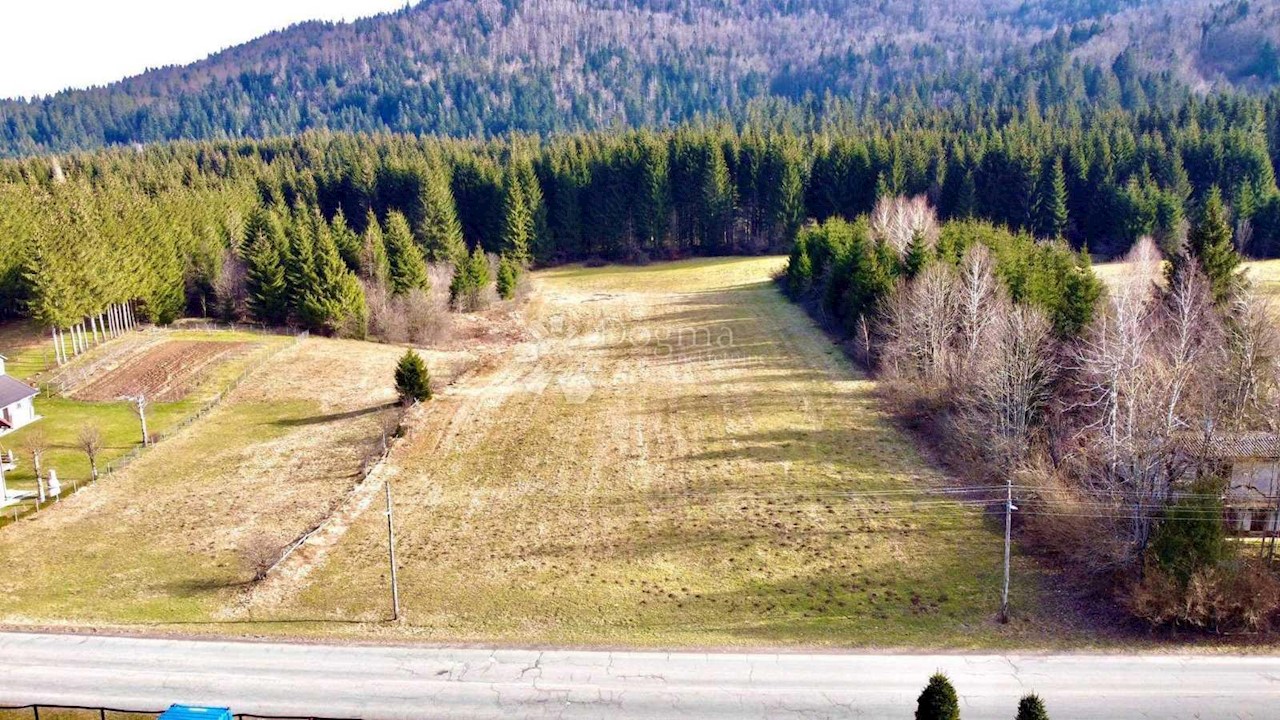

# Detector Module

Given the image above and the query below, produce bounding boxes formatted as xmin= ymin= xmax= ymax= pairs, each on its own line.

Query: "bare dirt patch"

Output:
xmin=71 ymin=340 xmax=250 ymax=402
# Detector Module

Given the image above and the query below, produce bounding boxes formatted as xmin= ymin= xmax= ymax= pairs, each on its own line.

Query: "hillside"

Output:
xmin=3 ymin=0 xmax=1280 ymax=156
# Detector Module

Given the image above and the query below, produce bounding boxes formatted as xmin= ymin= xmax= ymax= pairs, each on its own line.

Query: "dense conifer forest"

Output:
xmin=3 ymin=0 xmax=1280 ymax=156
xmin=1 ymin=87 xmax=1279 ymax=339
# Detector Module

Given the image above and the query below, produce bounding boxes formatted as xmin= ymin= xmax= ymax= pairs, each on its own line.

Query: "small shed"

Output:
xmin=158 ymin=705 xmax=233 ymax=720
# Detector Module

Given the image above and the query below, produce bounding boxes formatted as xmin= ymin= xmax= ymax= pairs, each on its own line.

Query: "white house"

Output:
xmin=0 ymin=354 xmax=39 ymax=437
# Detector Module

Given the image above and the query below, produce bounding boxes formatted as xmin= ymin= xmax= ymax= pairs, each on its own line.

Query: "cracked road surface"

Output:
xmin=1 ymin=633 xmax=1278 ymax=718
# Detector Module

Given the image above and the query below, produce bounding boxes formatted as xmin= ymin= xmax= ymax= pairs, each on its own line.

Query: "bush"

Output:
xmin=1130 ymin=560 xmax=1280 ymax=632
xmin=916 ymin=673 xmax=960 ymax=720
xmin=394 ymin=349 xmax=432 ymax=404
xmin=1015 ymin=694 xmax=1049 ymax=720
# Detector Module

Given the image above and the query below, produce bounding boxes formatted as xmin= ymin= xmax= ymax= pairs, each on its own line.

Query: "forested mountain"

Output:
xmin=3 ymin=0 xmax=1280 ymax=156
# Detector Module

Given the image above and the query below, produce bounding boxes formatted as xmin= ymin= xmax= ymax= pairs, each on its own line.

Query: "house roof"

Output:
xmin=0 ymin=375 xmax=37 ymax=408
xmin=1177 ymin=431 xmax=1280 ymax=460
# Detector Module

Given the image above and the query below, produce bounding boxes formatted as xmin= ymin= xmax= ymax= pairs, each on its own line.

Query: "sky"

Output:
xmin=0 ymin=0 xmax=410 ymax=100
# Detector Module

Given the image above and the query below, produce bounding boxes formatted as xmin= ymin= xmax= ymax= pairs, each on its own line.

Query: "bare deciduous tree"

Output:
xmin=77 ymin=423 xmax=104 ymax=481
xmin=239 ymin=532 xmax=283 ymax=582
xmin=1219 ymin=286 xmax=1280 ymax=430
xmin=951 ymin=244 xmax=1002 ymax=386
xmin=22 ymin=429 xmax=50 ymax=500
xmin=962 ymin=303 xmax=1057 ymax=468
xmin=869 ymin=195 xmax=939 ymax=260
xmin=879 ymin=263 xmax=957 ymax=389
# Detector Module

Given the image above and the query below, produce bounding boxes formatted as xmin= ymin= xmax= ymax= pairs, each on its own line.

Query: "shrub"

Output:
xmin=1130 ymin=560 xmax=1280 ymax=632
xmin=1015 ymin=694 xmax=1049 ymax=720
xmin=916 ymin=673 xmax=960 ymax=720
xmin=394 ymin=349 xmax=432 ymax=404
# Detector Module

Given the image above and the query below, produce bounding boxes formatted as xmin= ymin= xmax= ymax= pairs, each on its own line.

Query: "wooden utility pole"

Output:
xmin=1000 ymin=477 xmax=1013 ymax=623
xmin=385 ymin=479 xmax=401 ymax=622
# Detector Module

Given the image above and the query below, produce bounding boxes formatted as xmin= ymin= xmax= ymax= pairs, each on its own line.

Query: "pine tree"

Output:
xmin=384 ymin=210 xmax=429 ymax=295
xmin=394 ymin=349 xmax=432 ymax=404
xmin=496 ymin=254 xmax=520 ymax=300
xmin=419 ymin=161 xmax=467 ymax=263
xmin=1015 ymin=694 xmax=1050 ymax=720
xmin=915 ymin=673 xmax=960 ymax=720
xmin=1183 ymin=186 xmax=1242 ymax=304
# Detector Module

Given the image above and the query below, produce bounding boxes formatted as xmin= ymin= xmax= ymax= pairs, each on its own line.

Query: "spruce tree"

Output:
xmin=384 ymin=210 xmax=430 ymax=295
xmin=496 ymin=254 xmax=520 ymax=300
xmin=1055 ymin=248 xmax=1102 ymax=336
xmin=330 ymin=208 xmax=362 ymax=271
xmin=1015 ymin=695 xmax=1049 ymax=720
xmin=450 ymin=245 xmax=492 ymax=311
xmin=902 ymin=230 xmax=931 ymax=279
xmin=499 ymin=166 xmax=532 ymax=265
xmin=419 ymin=161 xmax=467 ymax=264
xmin=915 ymin=673 xmax=961 ymax=720
xmin=1184 ymin=187 xmax=1241 ymax=304
xmin=298 ymin=216 xmax=367 ymax=337
xmin=360 ymin=211 xmax=391 ymax=285
xmin=1036 ymin=157 xmax=1068 ymax=239
xmin=701 ymin=144 xmax=735 ymax=252
xmin=394 ymin=349 xmax=432 ymax=404
xmin=244 ymin=211 xmax=290 ymax=326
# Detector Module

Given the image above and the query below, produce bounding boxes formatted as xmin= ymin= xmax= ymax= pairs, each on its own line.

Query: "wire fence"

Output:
xmin=0 ymin=704 xmax=358 ymax=720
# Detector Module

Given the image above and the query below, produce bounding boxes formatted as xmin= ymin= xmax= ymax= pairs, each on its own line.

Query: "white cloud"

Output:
xmin=0 ymin=0 xmax=409 ymax=100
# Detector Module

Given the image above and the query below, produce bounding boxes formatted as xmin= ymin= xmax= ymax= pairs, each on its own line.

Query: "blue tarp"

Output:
xmin=158 ymin=705 xmax=234 ymax=720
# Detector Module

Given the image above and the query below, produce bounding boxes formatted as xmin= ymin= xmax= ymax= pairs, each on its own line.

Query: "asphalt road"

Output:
xmin=1 ymin=632 xmax=1278 ymax=719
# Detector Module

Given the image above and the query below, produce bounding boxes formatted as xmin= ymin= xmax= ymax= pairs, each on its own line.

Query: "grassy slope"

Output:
xmin=0 ymin=336 xmax=423 ymax=623
xmin=261 ymin=258 xmax=1076 ymax=648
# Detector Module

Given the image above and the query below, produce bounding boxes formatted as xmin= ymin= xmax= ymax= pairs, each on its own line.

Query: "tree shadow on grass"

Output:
xmin=272 ymin=402 xmax=397 ymax=428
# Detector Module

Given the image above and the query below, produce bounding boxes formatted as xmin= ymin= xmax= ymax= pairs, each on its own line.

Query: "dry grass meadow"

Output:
xmin=0 ymin=332 xmax=475 ymax=624
xmin=255 ymin=258 xmax=1078 ymax=648
xmin=0 ymin=259 xmax=1091 ymax=648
